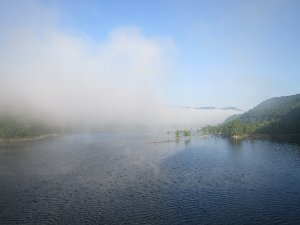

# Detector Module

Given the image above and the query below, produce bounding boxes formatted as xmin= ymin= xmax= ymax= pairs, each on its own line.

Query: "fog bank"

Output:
xmin=0 ymin=1 xmax=240 ymax=129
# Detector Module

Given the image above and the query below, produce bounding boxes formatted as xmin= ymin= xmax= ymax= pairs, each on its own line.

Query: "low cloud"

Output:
xmin=0 ymin=0 xmax=238 ymax=129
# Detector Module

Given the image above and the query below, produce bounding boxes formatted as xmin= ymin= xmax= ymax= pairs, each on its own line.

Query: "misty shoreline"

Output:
xmin=2 ymin=132 xmax=299 ymax=145
xmin=0 ymin=134 xmax=58 ymax=144
xmin=206 ymin=133 xmax=300 ymax=144
xmin=233 ymin=133 xmax=300 ymax=140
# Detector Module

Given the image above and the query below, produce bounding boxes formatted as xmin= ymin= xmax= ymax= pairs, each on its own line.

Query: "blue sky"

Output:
xmin=2 ymin=0 xmax=300 ymax=110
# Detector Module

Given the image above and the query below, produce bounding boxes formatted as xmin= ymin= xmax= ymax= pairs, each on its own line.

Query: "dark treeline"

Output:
xmin=0 ymin=114 xmax=59 ymax=139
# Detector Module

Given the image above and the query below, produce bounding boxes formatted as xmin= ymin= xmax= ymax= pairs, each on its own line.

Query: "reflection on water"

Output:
xmin=0 ymin=131 xmax=300 ymax=224
xmin=184 ymin=137 xmax=191 ymax=145
xmin=225 ymin=137 xmax=244 ymax=150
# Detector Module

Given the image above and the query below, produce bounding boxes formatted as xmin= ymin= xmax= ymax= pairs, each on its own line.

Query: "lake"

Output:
xmin=0 ymin=130 xmax=300 ymax=224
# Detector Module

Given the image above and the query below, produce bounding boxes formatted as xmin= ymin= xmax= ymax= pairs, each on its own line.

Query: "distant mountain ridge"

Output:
xmin=196 ymin=106 xmax=242 ymax=111
xmin=176 ymin=106 xmax=242 ymax=111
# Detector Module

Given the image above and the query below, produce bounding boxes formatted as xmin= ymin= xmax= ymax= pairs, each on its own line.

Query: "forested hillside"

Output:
xmin=202 ymin=94 xmax=300 ymax=137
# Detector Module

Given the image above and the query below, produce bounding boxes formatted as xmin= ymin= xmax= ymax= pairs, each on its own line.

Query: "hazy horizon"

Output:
xmin=0 ymin=0 xmax=299 ymax=128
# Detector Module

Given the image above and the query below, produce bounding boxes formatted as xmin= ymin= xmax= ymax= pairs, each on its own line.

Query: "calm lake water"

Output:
xmin=0 ymin=130 xmax=300 ymax=224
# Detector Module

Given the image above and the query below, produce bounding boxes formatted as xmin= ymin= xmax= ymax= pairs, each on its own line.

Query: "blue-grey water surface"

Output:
xmin=0 ymin=131 xmax=300 ymax=224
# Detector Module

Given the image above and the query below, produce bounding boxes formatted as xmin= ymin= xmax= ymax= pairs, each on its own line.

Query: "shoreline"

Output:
xmin=202 ymin=133 xmax=300 ymax=144
xmin=225 ymin=133 xmax=300 ymax=144
xmin=231 ymin=133 xmax=300 ymax=139
xmin=0 ymin=134 xmax=58 ymax=144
